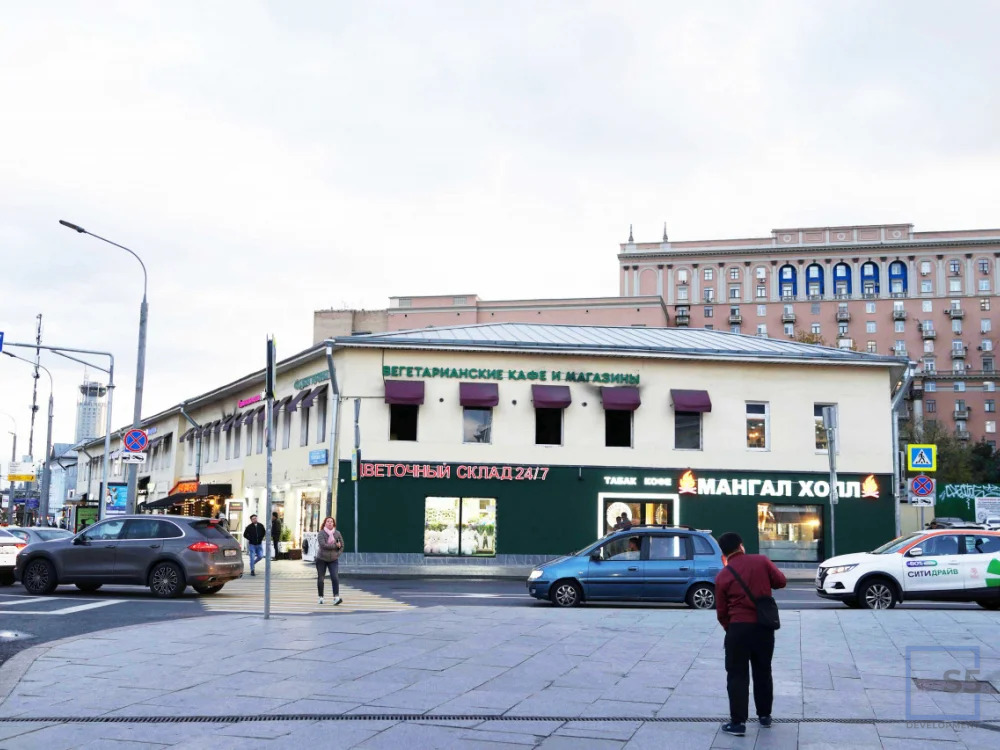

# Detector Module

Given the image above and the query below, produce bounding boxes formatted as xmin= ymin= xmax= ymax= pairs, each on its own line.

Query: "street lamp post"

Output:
xmin=1 ymin=413 xmax=16 ymax=524
xmin=60 ymin=220 xmax=147 ymax=514
xmin=4 ymin=352 xmax=54 ymax=524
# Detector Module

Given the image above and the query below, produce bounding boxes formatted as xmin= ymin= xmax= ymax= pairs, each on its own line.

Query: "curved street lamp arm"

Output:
xmin=59 ymin=220 xmax=147 ymax=300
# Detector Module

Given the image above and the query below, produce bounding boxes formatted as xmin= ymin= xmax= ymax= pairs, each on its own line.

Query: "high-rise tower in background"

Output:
xmin=74 ymin=379 xmax=107 ymax=443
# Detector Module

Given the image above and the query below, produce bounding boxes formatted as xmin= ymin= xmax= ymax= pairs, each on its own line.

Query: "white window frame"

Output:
xmin=745 ymin=402 xmax=770 ymax=451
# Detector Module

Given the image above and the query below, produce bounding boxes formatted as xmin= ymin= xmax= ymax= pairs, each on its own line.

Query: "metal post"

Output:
xmin=353 ymin=398 xmax=360 ymax=554
xmin=823 ymin=407 xmax=838 ymax=560
xmin=263 ymin=336 xmax=276 ymax=620
xmin=126 ymin=295 xmax=148 ymax=513
xmin=39 ymin=391 xmax=53 ymax=523
xmin=323 ymin=345 xmax=341 ymax=520
xmin=100 ymin=367 xmax=115 ymax=522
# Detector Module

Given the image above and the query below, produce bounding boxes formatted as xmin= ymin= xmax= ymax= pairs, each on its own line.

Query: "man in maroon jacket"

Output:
xmin=715 ymin=532 xmax=787 ymax=737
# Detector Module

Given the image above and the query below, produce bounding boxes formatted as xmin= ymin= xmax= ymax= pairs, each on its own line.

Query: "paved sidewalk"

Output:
xmin=1 ymin=606 xmax=998 ymax=748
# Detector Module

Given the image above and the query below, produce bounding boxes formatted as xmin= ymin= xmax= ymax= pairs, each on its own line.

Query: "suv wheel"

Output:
xmin=22 ymin=559 xmax=58 ymax=595
xmin=686 ymin=583 xmax=715 ymax=609
xmin=149 ymin=562 xmax=185 ymax=598
xmin=550 ymin=579 xmax=582 ymax=607
xmin=858 ymin=578 xmax=898 ymax=610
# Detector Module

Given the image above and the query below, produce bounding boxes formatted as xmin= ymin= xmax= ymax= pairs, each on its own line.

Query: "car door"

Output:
xmin=583 ymin=535 xmax=644 ymax=600
xmin=59 ymin=519 xmax=126 ymax=580
xmin=902 ymin=533 xmax=963 ymax=597
xmin=960 ymin=533 xmax=1000 ymax=595
xmin=642 ymin=534 xmax=694 ymax=601
xmin=115 ymin=519 xmax=177 ymax=583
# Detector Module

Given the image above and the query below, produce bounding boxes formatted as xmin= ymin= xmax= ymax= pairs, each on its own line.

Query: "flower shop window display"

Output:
xmin=423 ymin=496 xmax=497 ymax=556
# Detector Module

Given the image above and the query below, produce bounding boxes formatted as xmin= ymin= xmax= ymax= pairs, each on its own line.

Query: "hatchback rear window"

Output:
xmin=189 ymin=521 xmax=233 ymax=539
xmin=692 ymin=535 xmax=715 ymax=555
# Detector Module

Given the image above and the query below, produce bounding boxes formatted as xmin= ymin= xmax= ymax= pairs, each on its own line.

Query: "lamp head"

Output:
xmin=59 ymin=219 xmax=86 ymax=233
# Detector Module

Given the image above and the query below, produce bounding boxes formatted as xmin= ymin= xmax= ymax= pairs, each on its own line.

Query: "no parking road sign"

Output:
xmin=123 ymin=428 xmax=148 ymax=453
xmin=909 ymin=474 xmax=936 ymax=507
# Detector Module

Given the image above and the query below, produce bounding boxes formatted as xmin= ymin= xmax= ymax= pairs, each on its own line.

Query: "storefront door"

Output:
xmin=599 ymin=494 xmax=678 ymax=536
xmin=424 ymin=496 xmax=496 ymax=556
xmin=757 ymin=504 xmax=822 ymax=562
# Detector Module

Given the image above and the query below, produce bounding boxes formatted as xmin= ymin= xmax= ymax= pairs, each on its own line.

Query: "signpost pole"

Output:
xmin=263 ymin=336 xmax=276 ymax=620
xmin=824 ymin=407 xmax=838 ymax=559
xmin=353 ymin=398 xmax=360 ymax=555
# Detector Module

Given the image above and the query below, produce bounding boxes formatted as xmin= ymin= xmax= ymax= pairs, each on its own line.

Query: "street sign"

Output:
xmin=908 ymin=475 xmax=936 ymax=506
xmin=0 ymin=331 xmax=4 ymax=353
xmin=907 ymin=444 xmax=937 ymax=472
xmin=123 ymin=428 xmax=148 ymax=453
xmin=120 ymin=452 xmax=147 ymax=464
xmin=7 ymin=461 xmax=36 ymax=482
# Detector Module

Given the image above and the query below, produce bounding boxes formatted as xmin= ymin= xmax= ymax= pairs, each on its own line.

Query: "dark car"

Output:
xmin=526 ymin=525 xmax=724 ymax=609
xmin=15 ymin=514 xmax=243 ymax=598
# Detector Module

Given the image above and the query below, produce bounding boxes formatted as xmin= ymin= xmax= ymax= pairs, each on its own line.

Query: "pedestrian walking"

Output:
xmin=316 ymin=516 xmax=344 ymax=605
xmin=243 ymin=514 xmax=266 ymax=576
xmin=715 ymin=532 xmax=787 ymax=737
xmin=270 ymin=511 xmax=281 ymax=560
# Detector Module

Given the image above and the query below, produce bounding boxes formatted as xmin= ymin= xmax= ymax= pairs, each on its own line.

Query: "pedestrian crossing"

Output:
xmin=198 ymin=575 xmax=412 ymax=614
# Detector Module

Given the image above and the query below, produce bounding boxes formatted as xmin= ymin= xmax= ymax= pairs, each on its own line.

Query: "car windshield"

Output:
xmin=871 ymin=533 xmax=922 ymax=554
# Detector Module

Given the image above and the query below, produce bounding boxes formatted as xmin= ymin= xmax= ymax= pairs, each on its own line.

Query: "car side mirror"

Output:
xmin=908 ymin=547 xmax=923 ymax=557
xmin=590 ymin=552 xmax=602 ymax=562
xmin=73 ymin=536 xmax=88 ymax=546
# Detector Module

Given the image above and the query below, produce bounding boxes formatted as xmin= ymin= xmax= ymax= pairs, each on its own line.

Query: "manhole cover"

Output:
xmin=0 ymin=631 xmax=34 ymax=642
xmin=912 ymin=678 xmax=998 ymax=694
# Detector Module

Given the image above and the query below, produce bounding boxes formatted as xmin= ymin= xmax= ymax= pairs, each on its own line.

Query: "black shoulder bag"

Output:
xmin=727 ymin=565 xmax=781 ymax=630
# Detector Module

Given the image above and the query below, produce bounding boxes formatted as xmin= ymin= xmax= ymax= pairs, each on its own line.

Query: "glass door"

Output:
xmin=425 ymin=497 xmax=460 ymax=555
xmin=460 ymin=497 xmax=496 ymax=556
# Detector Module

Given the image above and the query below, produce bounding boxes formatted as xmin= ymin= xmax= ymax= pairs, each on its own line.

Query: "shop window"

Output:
xmin=316 ymin=395 xmax=328 ymax=443
xmin=758 ymin=504 xmax=821 ymax=562
xmin=463 ymin=408 xmax=492 ymax=444
xmin=605 ymin=410 xmax=633 ymax=448
xmin=674 ymin=412 xmax=702 ymax=450
xmin=535 ymin=408 xmax=562 ymax=446
xmin=301 ymin=492 xmax=321 ymax=535
xmin=300 ymin=405 xmax=311 ymax=447
xmin=814 ymin=404 xmax=837 ymax=451
xmin=233 ymin=424 xmax=241 ymax=459
xmin=603 ymin=498 xmax=673 ymax=535
xmin=424 ymin=497 xmax=496 ymax=556
xmin=389 ymin=404 xmax=418 ymax=441
xmin=746 ymin=402 xmax=769 ymax=450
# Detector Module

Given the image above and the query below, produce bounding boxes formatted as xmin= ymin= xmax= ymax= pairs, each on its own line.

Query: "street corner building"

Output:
xmin=329 ymin=322 xmax=907 ymax=566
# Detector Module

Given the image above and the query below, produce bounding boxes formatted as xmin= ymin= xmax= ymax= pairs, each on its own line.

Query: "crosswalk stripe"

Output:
xmin=199 ymin=577 xmax=411 ymax=614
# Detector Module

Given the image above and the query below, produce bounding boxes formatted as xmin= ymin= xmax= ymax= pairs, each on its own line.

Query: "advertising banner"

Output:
xmin=104 ymin=482 xmax=128 ymax=516
xmin=974 ymin=497 xmax=1000 ymax=524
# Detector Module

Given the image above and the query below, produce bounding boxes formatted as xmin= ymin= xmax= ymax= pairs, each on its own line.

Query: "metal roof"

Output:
xmin=335 ymin=322 xmax=906 ymax=367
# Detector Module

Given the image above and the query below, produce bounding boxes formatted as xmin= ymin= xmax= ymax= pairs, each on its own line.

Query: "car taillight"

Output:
xmin=188 ymin=541 xmax=219 ymax=553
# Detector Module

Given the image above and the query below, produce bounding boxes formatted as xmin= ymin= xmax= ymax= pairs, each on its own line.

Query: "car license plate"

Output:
xmin=224 ymin=549 xmax=238 ymax=557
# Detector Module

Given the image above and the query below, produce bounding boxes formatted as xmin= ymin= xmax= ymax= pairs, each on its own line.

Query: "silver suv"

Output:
xmin=15 ymin=515 xmax=243 ymax=598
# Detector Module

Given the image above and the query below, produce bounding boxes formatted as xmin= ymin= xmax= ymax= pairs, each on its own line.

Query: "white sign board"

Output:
xmin=120 ymin=452 xmax=147 ymax=464
xmin=974 ymin=497 xmax=1000 ymax=524
xmin=7 ymin=461 xmax=36 ymax=481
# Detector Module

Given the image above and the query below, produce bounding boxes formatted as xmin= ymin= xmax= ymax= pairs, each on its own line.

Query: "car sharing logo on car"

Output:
xmin=907 ymin=560 xmax=939 ymax=567
xmin=907 ymin=567 xmax=960 ymax=578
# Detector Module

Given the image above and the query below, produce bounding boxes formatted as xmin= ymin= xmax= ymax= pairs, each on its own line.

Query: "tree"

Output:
xmin=900 ymin=418 xmax=1000 ymax=484
xmin=792 ymin=329 xmax=828 ymax=346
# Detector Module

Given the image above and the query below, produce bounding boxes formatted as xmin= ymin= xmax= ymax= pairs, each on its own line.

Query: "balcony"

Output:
xmin=892 ymin=309 xmax=907 ymax=320
xmin=836 ymin=310 xmax=851 ymax=322
xmin=891 ymin=347 xmax=908 ymax=358
xmin=781 ymin=312 xmax=796 ymax=323
xmin=957 ymin=430 xmax=971 ymax=441
xmin=911 ymin=381 xmax=924 ymax=396
xmin=947 ymin=308 xmax=966 ymax=319
xmin=951 ymin=348 xmax=967 ymax=360
xmin=729 ymin=313 xmax=743 ymax=324
xmin=954 ymin=408 xmax=970 ymax=420
xmin=674 ymin=313 xmax=690 ymax=327
xmin=921 ymin=328 xmax=937 ymax=340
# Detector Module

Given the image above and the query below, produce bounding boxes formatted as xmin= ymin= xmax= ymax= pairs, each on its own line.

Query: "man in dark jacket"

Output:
xmin=270 ymin=511 xmax=282 ymax=560
xmin=715 ymin=532 xmax=787 ymax=737
xmin=243 ymin=515 xmax=266 ymax=576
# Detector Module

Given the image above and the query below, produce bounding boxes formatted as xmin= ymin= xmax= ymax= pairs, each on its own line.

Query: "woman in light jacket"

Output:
xmin=316 ymin=516 xmax=344 ymax=605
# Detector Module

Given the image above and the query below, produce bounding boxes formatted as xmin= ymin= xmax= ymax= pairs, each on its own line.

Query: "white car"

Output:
xmin=816 ymin=529 xmax=1000 ymax=610
xmin=0 ymin=527 xmax=28 ymax=585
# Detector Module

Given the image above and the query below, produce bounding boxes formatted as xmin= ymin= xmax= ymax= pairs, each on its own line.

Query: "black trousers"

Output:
xmin=316 ymin=559 xmax=339 ymax=597
xmin=724 ymin=622 xmax=775 ymax=723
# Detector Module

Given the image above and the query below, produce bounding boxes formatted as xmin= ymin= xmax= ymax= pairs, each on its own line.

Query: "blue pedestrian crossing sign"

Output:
xmin=907 ymin=444 xmax=937 ymax=472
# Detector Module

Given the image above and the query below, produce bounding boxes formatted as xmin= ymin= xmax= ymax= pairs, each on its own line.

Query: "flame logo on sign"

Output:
xmin=861 ymin=474 xmax=879 ymax=498
xmin=678 ymin=470 xmax=697 ymax=495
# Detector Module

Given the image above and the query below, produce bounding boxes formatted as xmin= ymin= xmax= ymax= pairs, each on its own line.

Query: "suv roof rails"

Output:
xmin=612 ymin=524 xmax=702 ymax=532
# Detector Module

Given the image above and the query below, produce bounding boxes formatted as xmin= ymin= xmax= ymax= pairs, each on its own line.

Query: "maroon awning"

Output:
xmin=221 ymin=415 xmax=237 ymax=431
xmin=385 ymin=380 xmax=425 ymax=405
xmin=242 ymin=409 xmax=256 ymax=426
xmin=671 ymin=389 xmax=712 ymax=413
xmin=255 ymin=406 xmax=266 ymax=423
xmin=601 ymin=386 xmax=641 ymax=411
xmin=286 ymin=389 xmax=311 ymax=413
xmin=459 ymin=382 xmax=499 ymax=408
xmin=300 ymin=384 xmax=327 ymax=409
xmin=531 ymin=384 xmax=571 ymax=409
xmin=275 ymin=396 xmax=292 ymax=412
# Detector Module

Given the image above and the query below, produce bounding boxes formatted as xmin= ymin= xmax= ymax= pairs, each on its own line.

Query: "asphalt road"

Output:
xmin=0 ymin=578 xmax=986 ymax=669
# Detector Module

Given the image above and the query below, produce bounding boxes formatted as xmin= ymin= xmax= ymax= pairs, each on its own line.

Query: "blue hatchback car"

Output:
xmin=526 ymin=525 xmax=724 ymax=609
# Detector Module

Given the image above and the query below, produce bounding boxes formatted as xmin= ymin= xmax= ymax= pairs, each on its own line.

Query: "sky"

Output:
xmin=1 ymin=0 xmax=999 ymax=468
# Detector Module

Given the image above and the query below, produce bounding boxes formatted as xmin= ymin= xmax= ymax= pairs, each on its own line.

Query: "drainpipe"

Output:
xmin=180 ymin=405 xmax=202 ymax=482
xmin=324 ymin=343 xmax=341 ymax=520
xmin=890 ymin=363 xmax=916 ymax=537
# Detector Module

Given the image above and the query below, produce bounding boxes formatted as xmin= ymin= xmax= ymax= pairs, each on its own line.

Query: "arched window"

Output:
xmin=806 ymin=263 xmax=825 ymax=297
xmin=779 ymin=264 xmax=797 ymax=299
xmin=889 ymin=261 xmax=907 ymax=295
xmin=861 ymin=262 xmax=880 ymax=297
xmin=833 ymin=262 xmax=852 ymax=297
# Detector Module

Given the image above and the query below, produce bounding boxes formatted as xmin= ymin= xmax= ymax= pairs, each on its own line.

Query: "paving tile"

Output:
xmin=536 ymin=736 xmax=624 ymax=749
xmin=623 ymin=722 xmax=718 ymax=749
xmin=796 ymin=722 xmax=882 ymax=748
xmin=555 ymin=719 xmax=643 ymax=741
xmin=353 ymin=721 xmax=469 ymax=748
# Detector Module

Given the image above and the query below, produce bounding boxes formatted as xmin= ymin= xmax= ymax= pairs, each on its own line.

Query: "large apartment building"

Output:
xmin=620 ymin=222 xmax=1000 ymax=445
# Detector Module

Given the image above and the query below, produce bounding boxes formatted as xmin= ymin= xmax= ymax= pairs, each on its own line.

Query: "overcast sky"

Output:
xmin=2 ymin=0 xmax=999 ymax=466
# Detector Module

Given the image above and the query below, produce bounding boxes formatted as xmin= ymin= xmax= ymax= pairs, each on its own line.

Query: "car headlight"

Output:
xmin=825 ymin=564 xmax=858 ymax=576
xmin=528 ymin=569 xmax=543 ymax=581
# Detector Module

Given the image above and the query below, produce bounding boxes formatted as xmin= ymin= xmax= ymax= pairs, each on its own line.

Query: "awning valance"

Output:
xmin=300 ymin=384 xmax=327 ymax=409
xmin=670 ymin=389 xmax=712 ymax=413
xmin=221 ymin=415 xmax=237 ymax=431
xmin=385 ymin=380 xmax=425 ymax=405
xmin=255 ymin=406 xmax=266 ymax=423
xmin=243 ymin=409 xmax=256 ymax=426
xmin=459 ymin=382 xmax=499 ymax=408
xmin=275 ymin=395 xmax=292 ymax=412
xmin=531 ymin=384 xmax=571 ymax=409
xmin=600 ymin=386 xmax=641 ymax=411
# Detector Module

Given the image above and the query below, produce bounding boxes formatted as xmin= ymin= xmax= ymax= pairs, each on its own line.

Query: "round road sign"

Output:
xmin=123 ymin=429 xmax=149 ymax=453
xmin=911 ymin=475 xmax=934 ymax=497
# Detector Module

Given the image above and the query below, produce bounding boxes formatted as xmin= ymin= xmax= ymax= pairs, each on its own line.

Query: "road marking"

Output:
xmin=396 ymin=592 xmax=526 ymax=599
xmin=200 ymin=578 xmax=411 ymax=614
xmin=0 ymin=598 xmax=46 ymax=607
xmin=1 ymin=600 xmax=123 ymax=615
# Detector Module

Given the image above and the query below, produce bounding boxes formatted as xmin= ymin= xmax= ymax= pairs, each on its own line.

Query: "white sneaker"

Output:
xmin=333 ymin=596 xmax=342 ymax=606
xmin=318 ymin=597 xmax=324 ymax=605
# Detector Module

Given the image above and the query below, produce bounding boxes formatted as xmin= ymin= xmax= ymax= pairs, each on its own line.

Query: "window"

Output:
xmin=924 ymin=340 xmax=934 ymax=353
xmin=955 ymin=399 xmax=967 ymax=412
xmin=82 ymin=519 xmax=126 ymax=541
xmin=923 ymin=358 xmax=936 ymax=373
xmin=806 ymin=263 xmax=824 ymax=296
xmin=894 ymin=340 xmax=906 ymax=354
xmin=757 ymin=324 xmax=768 ymax=337
xmin=949 ymin=279 xmax=962 ymax=293
xmin=988 ymin=422 xmax=997 ymax=434
xmin=453 ymin=296 xmax=467 ymax=306
xmin=921 ymin=260 xmax=932 ymax=275
xmin=677 ymin=287 xmax=689 ymax=301
xmin=704 ymin=268 xmax=714 ymax=281
xmin=953 ymin=341 xmax=965 ymax=354
xmin=864 ymin=301 xmax=875 ymax=314
xmin=982 ymin=319 xmax=992 ymax=333
xmin=811 ymin=303 xmax=821 ymax=315
xmin=605 ymin=409 xmax=632 ymax=448
xmin=248 ymin=422 xmax=255 ymax=455
xmin=895 ymin=320 xmax=905 ymax=333
xmin=730 ymin=325 xmax=741 ymax=334
xmin=386 ymin=404 xmax=418 ymax=441
xmin=463 ymin=408 xmax=492 ymax=444
xmin=281 ymin=411 xmax=291 ymax=450
xmin=984 ymin=340 xmax=994 ymax=352
xmin=784 ymin=323 xmax=794 ymax=336
xmin=758 ymin=504 xmax=821 ymax=562
xmin=704 ymin=288 xmax=715 ymax=302
xmin=920 ymin=280 xmax=933 ymax=293
xmin=889 ymin=261 xmax=907 ymax=294
xmin=811 ymin=323 xmax=821 ymax=334
xmin=256 ymin=419 xmax=264 ymax=454
xmin=955 ymin=382 xmax=966 ymax=392
xmin=783 ymin=303 xmax=794 ymax=315
xmin=756 ymin=285 xmax=767 ymax=298
xmin=729 ymin=285 xmax=741 ymax=300
xmin=987 ymin=382 xmax=997 ymax=392
xmin=979 ymin=259 xmax=990 ymax=274
xmin=423 ymin=496 xmax=496 ymax=557
xmin=757 ymin=305 xmax=767 ymax=316
xmin=982 ymin=298 xmax=991 ymax=311
xmin=300 ymin=405 xmax=311 ymax=446
xmin=861 ymin=261 xmax=880 ymax=295
xmin=838 ymin=323 xmax=848 ymax=336
xmin=535 ymin=408 xmax=562 ymax=446
xmin=202 ymin=433 xmax=210 ymax=464
xmin=952 ymin=318 xmax=963 ymax=334
xmin=926 ymin=381 xmax=937 ymax=392
xmin=123 ymin=519 xmax=183 ymax=540
xmin=233 ymin=424 xmax=241 ymax=459
xmin=704 ymin=306 xmax=714 ymax=317
xmin=677 ymin=269 xmax=689 ymax=284
xmin=779 ymin=264 xmax=797 ymax=298
xmin=867 ymin=341 xmax=877 ymax=353
xmin=985 ymin=357 xmax=995 ymax=372
xmin=746 ymin=403 xmax=769 ymax=449
xmin=187 ymin=438 xmax=194 ymax=466
xmin=756 ymin=266 xmax=766 ymax=280
xmin=987 ymin=401 xmax=997 ymax=413
xmin=953 ymin=360 xmax=965 ymax=373
xmin=225 ymin=430 xmax=232 ymax=460
xmin=980 ymin=279 xmax=991 ymax=292
xmin=925 ymin=399 xmax=936 ymax=413
xmin=923 ymin=300 xmax=933 ymax=313
xmin=949 ymin=259 xmax=961 ymax=275
xmin=730 ymin=267 xmax=740 ymax=280
xmin=674 ymin=412 xmax=702 ymax=450
xmin=866 ymin=321 xmax=877 ymax=334
xmin=814 ymin=404 xmax=836 ymax=451
xmin=649 ymin=535 xmax=688 ymax=561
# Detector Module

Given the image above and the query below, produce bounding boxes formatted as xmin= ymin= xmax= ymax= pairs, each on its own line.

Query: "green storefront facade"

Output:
xmin=335 ymin=459 xmax=894 ymax=564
